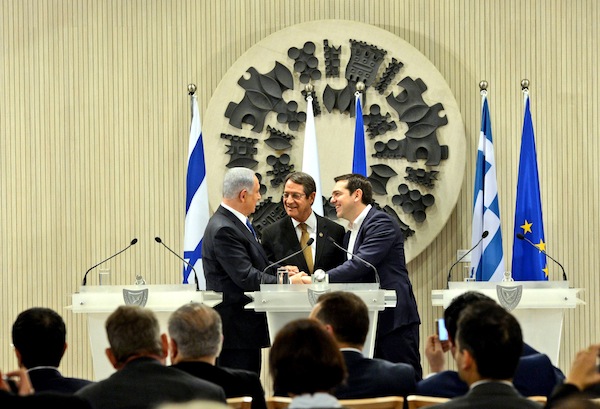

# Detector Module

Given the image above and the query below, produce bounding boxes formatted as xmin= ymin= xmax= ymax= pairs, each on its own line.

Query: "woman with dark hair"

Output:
xmin=269 ymin=319 xmax=347 ymax=408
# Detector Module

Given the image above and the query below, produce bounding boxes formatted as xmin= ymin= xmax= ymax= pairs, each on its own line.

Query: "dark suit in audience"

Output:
xmin=427 ymin=302 xmax=543 ymax=409
xmin=1 ymin=367 xmax=92 ymax=409
xmin=417 ymin=343 xmax=564 ymax=398
xmin=76 ymin=305 xmax=225 ymax=409
xmin=11 ymin=307 xmax=93 ymax=393
xmin=545 ymin=345 xmax=600 ymax=408
xmin=310 ymin=291 xmax=416 ymax=399
xmin=169 ymin=303 xmax=267 ymax=409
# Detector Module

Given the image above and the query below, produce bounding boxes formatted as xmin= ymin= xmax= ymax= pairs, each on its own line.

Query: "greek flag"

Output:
xmin=470 ymin=93 xmax=505 ymax=281
xmin=511 ymin=92 xmax=548 ymax=281
xmin=183 ymin=93 xmax=209 ymax=289
xmin=352 ymin=92 xmax=367 ymax=176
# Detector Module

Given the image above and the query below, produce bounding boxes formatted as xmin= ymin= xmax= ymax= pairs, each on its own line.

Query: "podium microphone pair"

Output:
xmin=516 ymin=233 xmax=568 ymax=281
xmin=81 ymin=237 xmax=200 ymax=291
xmin=446 ymin=231 xmax=488 ymax=288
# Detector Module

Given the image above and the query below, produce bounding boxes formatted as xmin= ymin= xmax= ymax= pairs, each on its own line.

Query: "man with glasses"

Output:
xmin=261 ymin=172 xmax=346 ymax=277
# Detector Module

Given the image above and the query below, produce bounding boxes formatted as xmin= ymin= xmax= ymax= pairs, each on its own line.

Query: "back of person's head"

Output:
xmin=269 ymin=318 xmax=347 ymax=396
xmin=456 ymin=301 xmax=523 ymax=380
xmin=106 ymin=305 xmax=163 ymax=365
xmin=222 ymin=167 xmax=255 ymax=199
xmin=312 ymin=291 xmax=369 ymax=347
xmin=168 ymin=302 xmax=222 ymax=359
xmin=443 ymin=291 xmax=495 ymax=340
xmin=12 ymin=307 xmax=66 ymax=368
xmin=333 ymin=173 xmax=373 ymax=205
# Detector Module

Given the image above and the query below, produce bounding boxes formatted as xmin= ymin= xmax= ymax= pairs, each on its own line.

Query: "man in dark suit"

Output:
xmin=310 ymin=291 xmax=416 ymax=399
xmin=168 ymin=302 xmax=267 ymax=409
xmin=326 ymin=173 xmax=422 ymax=380
xmin=75 ymin=305 xmax=226 ymax=409
xmin=261 ymin=172 xmax=346 ymax=276
xmin=428 ymin=302 xmax=542 ymax=409
xmin=202 ymin=167 xmax=279 ymax=374
xmin=11 ymin=307 xmax=93 ymax=393
xmin=1 ymin=367 xmax=92 ymax=409
xmin=417 ymin=291 xmax=565 ymax=398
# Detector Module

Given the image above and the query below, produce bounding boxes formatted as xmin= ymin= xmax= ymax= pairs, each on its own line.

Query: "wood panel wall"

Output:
xmin=2 ymin=0 xmax=598 ymax=389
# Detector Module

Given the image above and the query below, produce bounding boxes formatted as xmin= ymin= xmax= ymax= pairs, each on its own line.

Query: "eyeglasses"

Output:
xmin=282 ymin=192 xmax=306 ymax=200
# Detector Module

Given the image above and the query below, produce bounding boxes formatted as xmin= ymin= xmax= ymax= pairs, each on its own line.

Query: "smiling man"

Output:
xmin=261 ymin=172 xmax=346 ymax=276
xmin=326 ymin=173 xmax=422 ymax=380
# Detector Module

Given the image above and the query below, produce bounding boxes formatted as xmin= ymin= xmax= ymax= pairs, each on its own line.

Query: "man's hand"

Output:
xmin=0 ymin=368 xmax=34 ymax=395
xmin=565 ymin=344 xmax=600 ymax=391
xmin=425 ymin=334 xmax=446 ymax=373
xmin=290 ymin=272 xmax=309 ymax=284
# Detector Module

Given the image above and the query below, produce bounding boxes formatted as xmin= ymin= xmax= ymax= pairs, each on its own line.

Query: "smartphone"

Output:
xmin=436 ymin=318 xmax=449 ymax=342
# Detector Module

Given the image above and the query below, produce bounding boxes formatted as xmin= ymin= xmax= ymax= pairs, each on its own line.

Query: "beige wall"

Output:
xmin=2 ymin=0 xmax=598 ymax=388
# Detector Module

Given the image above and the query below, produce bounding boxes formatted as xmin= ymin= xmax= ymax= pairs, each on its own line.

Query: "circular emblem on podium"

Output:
xmin=203 ymin=20 xmax=466 ymax=262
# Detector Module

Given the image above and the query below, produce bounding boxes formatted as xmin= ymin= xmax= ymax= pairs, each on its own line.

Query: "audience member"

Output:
xmin=310 ymin=291 xmax=416 ymax=399
xmin=75 ymin=305 xmax=226 ymax=409
xmin=0 ymin=367 xmax=92 ymax=408
xmin=269 ymin=318 xmax=346 ymax=408
xmin=11 ymin=306 xmax=93 ymax=393
xmin=261 ymin=172 xmax=346 ymax=276
xmin=168 ymin=302 xmax=267 ymax=409
xmin=202 ymin=167 xmax=280 ymax=374
xmin=546 ymin=343 xmax=600 ymax=408
xmin=428 ymin=302 xmax=542 ymax=409
xmin=326 ymin=173 xmax=422 ymax=379
xmin=417 ymin=291 xmax=564 ymax=398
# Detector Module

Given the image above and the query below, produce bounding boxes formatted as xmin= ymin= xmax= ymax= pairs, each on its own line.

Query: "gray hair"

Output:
xmin=106 ymin=305 xmax=163 ymax=365
xmin=223 ymin=167 xmax=256 ymax=199
xmin=168 ymin=302 xmax=222 ymax=358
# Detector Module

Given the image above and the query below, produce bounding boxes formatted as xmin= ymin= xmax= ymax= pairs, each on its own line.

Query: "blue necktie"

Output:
xmin=246 ymin=219 xmax=258 ymax=241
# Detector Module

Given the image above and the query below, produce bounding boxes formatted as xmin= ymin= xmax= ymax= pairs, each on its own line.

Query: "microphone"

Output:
xmin=155 ymin=237 xmax=200 ymax=291
xmin=326 ymin=236 xmax=380 ymax=287
xmin=516 ymin=233 xmax=567 ymax=281
xmin=261 ymin=238 xmax=315 ymax=283
xmin=82 ymin=238 xmax=138 ymax=286
xmin=446 ymin=231 xmax=489 ymax=288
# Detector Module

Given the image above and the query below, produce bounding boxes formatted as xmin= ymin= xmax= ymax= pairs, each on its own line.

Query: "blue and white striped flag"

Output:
xmin=183 ymin=93 xmax=209 ymax=289
xmin=352 ymin=92 xmax=367 ymax=176
xmin=470 ymin=92 xmax=505 ymax=281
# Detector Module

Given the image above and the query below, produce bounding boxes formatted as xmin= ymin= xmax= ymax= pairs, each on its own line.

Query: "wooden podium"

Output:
xmin=69 ymin=284 xmax=222 ymax=380
xmin=246 ymin=283 xmax=396 ymax=358
xmin=432 ymin=281 xmax=584 ymax=365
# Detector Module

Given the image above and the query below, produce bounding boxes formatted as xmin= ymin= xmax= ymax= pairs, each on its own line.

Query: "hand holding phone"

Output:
xmin=436 ymin=318 xmax=449 ymax=342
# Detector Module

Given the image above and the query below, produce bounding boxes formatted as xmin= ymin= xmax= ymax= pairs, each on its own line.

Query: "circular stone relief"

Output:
xmin=202 ymin=19 xmax=466 ymax=263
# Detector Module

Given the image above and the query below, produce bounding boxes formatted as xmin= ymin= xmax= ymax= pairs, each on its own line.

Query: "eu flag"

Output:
xmin=511 ymin=93 xmax=548 ymax=281
xmin=352 ymin=92 xmax=367 ymax=176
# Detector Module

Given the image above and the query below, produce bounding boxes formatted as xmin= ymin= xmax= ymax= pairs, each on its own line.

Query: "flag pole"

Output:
xmin=302 ymin=83 xmax=324 ymax=216
xmin=188 ymin=83 xmax=197 ymax=116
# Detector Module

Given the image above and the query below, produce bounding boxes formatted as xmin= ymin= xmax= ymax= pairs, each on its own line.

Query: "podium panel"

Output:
xmin=69 ymin=284 xmax=222 ymax=380
xmin=431 ymin=281 xmax=584 ymax=365
xmin=246 ymin=283 xmax=397 ymax=358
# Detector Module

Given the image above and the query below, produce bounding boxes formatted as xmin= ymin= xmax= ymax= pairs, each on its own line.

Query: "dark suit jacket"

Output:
xmin=28 ymin=367 xmax=93 ymax=394
xmin=428 ymin=382 xmax=543 ymax=409
xmin=334 ymin=350 xmax=416 ymax=399
xmin=202 ymin=205 xmax=276 ymax=350
xmin=260 ymin=213 xmax=346 ymax=274
xmin=75 ymin=357 xmax=226 ymax=409
xmin=326 ymin=207 xmax=421 ymax=335
xmin=172 ymin=361 xmax=266 ymax=409
xmin=1 ymin=390 xmax=92 ymax=409
xmin=416 ymin=345 xmax=565 ymax=398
